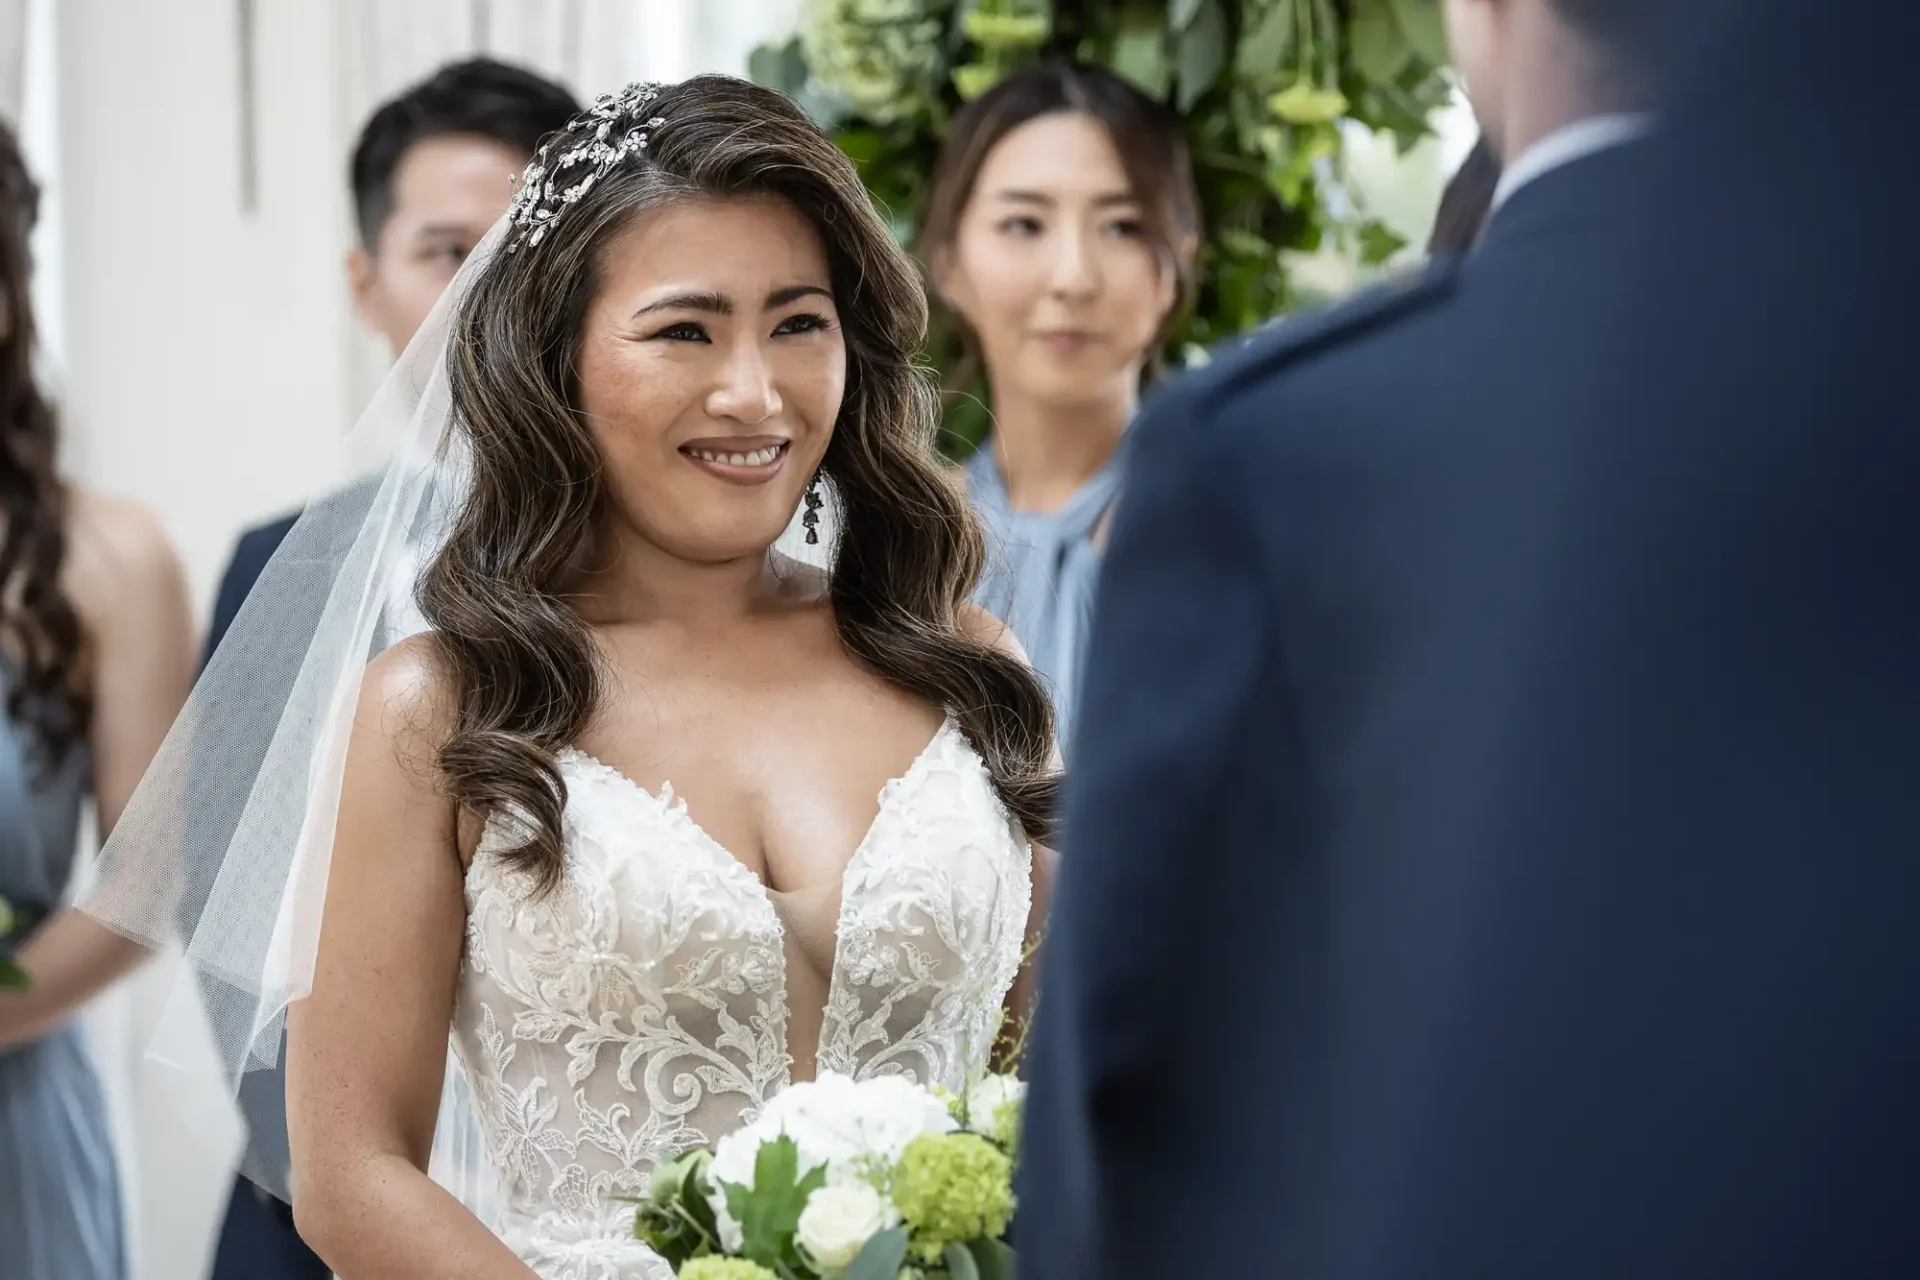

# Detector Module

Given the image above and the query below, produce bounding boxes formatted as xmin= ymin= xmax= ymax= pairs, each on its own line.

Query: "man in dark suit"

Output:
xmin=1021 ymin=0 xmax=1920 ymax=1273
xmin=1016 ymin=0 xmax=1667 ymax=1275
xmin=202 ymin=58 xmax=577 ymax=1280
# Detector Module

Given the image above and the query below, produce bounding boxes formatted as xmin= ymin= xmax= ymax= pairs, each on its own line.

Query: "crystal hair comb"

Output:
xmin=505 ymin=83 xmax=666 ymax=252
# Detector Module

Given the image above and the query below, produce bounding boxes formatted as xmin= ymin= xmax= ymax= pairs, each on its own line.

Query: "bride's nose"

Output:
xmin=705 ymin=339 xmax=782 ymax=425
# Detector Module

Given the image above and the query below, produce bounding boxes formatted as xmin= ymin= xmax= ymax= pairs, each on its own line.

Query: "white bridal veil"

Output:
xmin=80 ymin=222 xmax=505 ymax=1216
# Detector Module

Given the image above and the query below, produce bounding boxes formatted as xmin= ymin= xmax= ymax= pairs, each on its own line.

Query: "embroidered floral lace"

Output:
xmin=450 ymin=718 xmax=1032 ymax=1279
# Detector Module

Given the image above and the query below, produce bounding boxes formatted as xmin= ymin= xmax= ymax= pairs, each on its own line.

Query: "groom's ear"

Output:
xmin=346 ymin=245 xmax=382 ymax=332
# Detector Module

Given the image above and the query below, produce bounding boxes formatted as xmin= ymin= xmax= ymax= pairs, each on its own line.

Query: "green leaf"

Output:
xmin=1169 ymin=0 xmax=1205 ymax=31
xmin=725 ymin=1135 xmax=827 ymax=1271
xmin=0 ymin=955 xmax=27 ymax=990
xmin=747 ymin=36 xmax=808 ymax=95
xmin=1108 ymin=7 xmax=1172 ymax=100
xmin=843 ymin=1227 xmax=911 ymax=1280
xmin=967 ymin=1237 xmax=1017 ymax=1280
xmin=1358 ymin=219 xmax=1409 ymax=265
xmin=1389 ymin=0 xmax=1450 ymax=66
xmin=946 ymin=1241 xmax=983 ymax=1280
xmin=1350 ymin=0 xmax=1412 ymax=82
xmin=1236 ymin=0 xmax=1297 ymax=78
xmin=834 ymin=129 xmax=888 ymax=166
xmin=1175 ymin=0 xmax=1228 ymax=111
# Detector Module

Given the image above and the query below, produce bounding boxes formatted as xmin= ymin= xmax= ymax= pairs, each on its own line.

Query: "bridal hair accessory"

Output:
xmin=506 ymin=82 xmax=666 ymax=251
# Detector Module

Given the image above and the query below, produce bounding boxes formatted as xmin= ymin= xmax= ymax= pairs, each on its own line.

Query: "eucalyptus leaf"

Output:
xmin=1350 ymin=0 xmax=1412 ymax=82
xmin=1358 ymin=218 xmax=1409 ymax=265
xmin=0 ymin=954 xmax=26 ymax=990
xmin=1170 ymin=0 xmax=1205 ymax=30
xmin=1176 ymin=0 xmax=1229 ymax=111
xmin=747 ymin=41 xmax=788 ymax=92
xmin=1388 ymin=0 xmax=1450 ymax=66
xmin=843 ymin=1227 xmax=911 ymax=1280
xmin=967 ymin=1237 xmax=1017 ymax=1280
xmin=1236 ymin=0 xmax=1296 ymax=77
xmin=747 ymin=36 xmax=808 ymax=95
xmin=946 ymin=1242 xmax=983 ymax=1280
xmin=1111 ymin=7 xmax=1173 ymax=100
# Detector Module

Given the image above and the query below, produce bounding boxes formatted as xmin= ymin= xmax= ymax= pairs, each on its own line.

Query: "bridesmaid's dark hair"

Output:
xmin=0 ymin=122 xmax=87 ymax=769
xmin=1429 ymin=138 xmax=1500 ymax=255
xmin=423 ymin=77 xmax=1060 ymax=893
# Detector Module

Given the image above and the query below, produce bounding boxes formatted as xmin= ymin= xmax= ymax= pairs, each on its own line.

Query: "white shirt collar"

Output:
xmin=1490 ymin=112 xmax=1655 ymax=214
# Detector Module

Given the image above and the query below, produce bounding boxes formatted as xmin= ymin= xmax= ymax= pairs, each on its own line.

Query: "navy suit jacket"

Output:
xmin=206 ymin=514 xmax=298 ymax=664
xmin=201 ymin=510 xmax=301 ymax=1185
xmin=1018 ymin=1 xmax=1920 ymax=1274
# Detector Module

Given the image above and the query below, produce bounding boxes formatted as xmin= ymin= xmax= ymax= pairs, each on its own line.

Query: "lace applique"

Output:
xmin=451 ymin=719 xmax=1030 ymax=1279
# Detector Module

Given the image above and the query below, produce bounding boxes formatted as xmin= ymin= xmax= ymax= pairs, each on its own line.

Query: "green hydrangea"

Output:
xmin=891 ymin=1132 xmax=1014 ymax=1262
xmin=677 ymin=1259 xmax=779 ymax=1280
xmin=800 ymin=0 xmax=945 ymax=124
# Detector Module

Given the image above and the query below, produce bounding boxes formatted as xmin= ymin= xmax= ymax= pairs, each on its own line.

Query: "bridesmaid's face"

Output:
xmin=937 ymin=112 xmax=1175 ymax=413
xmin=574 ymin=194 xmax=846 ymax=565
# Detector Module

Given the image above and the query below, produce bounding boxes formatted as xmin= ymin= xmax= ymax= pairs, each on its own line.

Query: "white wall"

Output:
xmin=55 ymin=0 xmax=351 ymax=615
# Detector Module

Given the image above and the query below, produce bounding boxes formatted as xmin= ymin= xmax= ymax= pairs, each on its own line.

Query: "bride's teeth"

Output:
xmin=689 ymin=443 xmax=784 ymax=466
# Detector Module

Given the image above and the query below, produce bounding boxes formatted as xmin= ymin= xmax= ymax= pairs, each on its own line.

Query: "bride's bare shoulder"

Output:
xmin=958 ymin=601 xmax=1031 ymax=665
xmin=354 ymin=634 xmax=457 ymax=780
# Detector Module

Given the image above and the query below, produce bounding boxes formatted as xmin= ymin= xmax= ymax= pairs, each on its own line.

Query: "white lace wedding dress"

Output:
xmin=450 ymin=715 xmax=1033 ymax=1279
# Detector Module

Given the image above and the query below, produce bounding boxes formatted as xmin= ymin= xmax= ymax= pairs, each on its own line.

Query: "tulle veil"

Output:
xmin=79 ymin=222 xmax=507 ymax=1219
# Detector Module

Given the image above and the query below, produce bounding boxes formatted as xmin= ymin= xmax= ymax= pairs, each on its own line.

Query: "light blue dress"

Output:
xmin=0 ymin=659 xmax=127 ymax=1280
xmin=965 ymin=443 xmax=1123 ymax=753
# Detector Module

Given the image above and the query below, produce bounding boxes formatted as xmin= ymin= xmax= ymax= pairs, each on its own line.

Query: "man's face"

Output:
xmin=348 ymin=133 xmax=528 ymax=359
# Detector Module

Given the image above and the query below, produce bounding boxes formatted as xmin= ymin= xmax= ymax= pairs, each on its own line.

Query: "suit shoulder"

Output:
xmin=233 ymin=510 xmax=300 ymax=567
xmin=1163 ymin=258 xmax=1460 ymax=422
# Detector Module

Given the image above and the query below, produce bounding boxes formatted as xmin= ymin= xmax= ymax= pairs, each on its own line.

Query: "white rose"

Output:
xmin=965 ymin=1074 xmax=1026 ymax=1144
xmin=708 ymin=1073 xmax=958 ymax=1250
xmin=796 ymin=1182 xmax=896 ymax=1272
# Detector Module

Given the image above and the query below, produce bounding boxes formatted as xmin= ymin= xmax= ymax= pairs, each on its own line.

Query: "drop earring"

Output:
xmin=802 ymin=475 xmax=824 ymax=545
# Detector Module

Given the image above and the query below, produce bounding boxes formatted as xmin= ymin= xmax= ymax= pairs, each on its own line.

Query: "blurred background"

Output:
xmin=0 ymin=1 xmax=1473 ymax=1275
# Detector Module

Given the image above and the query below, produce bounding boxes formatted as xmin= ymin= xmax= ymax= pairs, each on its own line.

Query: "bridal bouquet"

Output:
xmin=635 ymin=1071 xmax=1024 ymax=1280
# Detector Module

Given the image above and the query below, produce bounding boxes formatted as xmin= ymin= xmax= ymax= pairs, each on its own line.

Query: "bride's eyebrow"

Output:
xmin=632 ymin=290 xmax=730 ymax=319
xmin=631 ymin=284 xmax=833 ymax=321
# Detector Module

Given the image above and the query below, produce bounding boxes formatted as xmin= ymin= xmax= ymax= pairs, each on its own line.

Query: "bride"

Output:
xmin=94 ymin=76 xmax=1057 ymax=1279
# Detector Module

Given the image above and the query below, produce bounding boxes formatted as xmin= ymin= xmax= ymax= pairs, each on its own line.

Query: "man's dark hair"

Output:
xmin=350 ymin=57 xmax=580 ymax=248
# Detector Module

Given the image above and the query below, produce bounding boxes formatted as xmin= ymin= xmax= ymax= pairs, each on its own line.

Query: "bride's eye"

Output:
xmin=654 ymin=321 xmax=711 ymax=343
xmin=773 ymin=312 xmax=835 ymax=337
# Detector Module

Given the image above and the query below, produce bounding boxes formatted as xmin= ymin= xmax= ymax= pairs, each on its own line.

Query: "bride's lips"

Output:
xmin=678 ymin=436 xmax=792 ymax=486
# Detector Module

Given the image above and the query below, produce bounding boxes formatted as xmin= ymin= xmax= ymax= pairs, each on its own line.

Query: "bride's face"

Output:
xmin=574 ymin=193 xmax=846 ymax=564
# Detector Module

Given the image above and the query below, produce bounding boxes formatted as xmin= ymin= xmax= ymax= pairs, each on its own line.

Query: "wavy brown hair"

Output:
xmin=0 ymin=123 xmax=87 ymax=769
xmin=422 ymin=76 xmax=1060 ymax=892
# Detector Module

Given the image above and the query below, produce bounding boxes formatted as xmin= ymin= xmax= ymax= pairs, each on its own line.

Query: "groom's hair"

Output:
xmin=349 ymin=57 xmax=580 ymax=249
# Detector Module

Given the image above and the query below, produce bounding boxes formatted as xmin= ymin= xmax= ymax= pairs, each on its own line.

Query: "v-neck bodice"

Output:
xmin=450 ymin=717 xmax=1032 ymax=1278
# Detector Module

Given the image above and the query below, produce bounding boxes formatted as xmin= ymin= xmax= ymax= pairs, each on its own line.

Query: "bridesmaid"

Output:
xmin=0 ymin=122 xmax=195 ymax=1278
xmin=922 ymin=62 xmax=1199 ymax=750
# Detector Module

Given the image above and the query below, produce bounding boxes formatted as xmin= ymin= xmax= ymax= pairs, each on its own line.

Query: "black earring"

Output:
xmin=802 ymin=476 xmax=824 ymax=545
